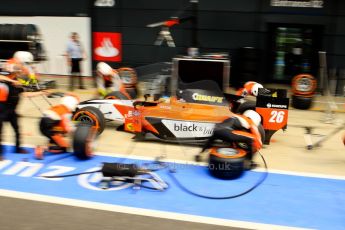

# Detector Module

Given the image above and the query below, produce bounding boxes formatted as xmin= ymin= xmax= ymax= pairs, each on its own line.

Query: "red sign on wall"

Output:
xmin=93 ymin=32 xmax=122 ymax=62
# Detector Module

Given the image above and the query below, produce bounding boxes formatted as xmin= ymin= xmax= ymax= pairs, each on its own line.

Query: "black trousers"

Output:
xmin=39 ymin=117 xmax=60 ymax=146
xmin=0 ymin=109 xmax=21 ymax=155
xmin=70 ymin=58 xmax=84 ymax=90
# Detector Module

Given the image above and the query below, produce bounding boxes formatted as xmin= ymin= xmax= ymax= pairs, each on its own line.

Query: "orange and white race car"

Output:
xmin=72 ymin=80 xmax=288 ymax=144
xmin=72 ymin=80 xmax=289 ymax=177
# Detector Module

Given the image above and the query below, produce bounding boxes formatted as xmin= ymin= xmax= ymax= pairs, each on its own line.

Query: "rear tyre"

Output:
xmin=126 ymin=87 xmax=137 ymax=99
xmin=72 ymin=106 xmax=105 ymax=135
xmin=105 ymin=91 xmax=130 ymax=100
xmin=73 ymin=123 xmax=96 ymax=160
xmin=236 ymin=100 xmax=256 ymax=114
xmin=208 ymin=147 xmax=247 ymax=179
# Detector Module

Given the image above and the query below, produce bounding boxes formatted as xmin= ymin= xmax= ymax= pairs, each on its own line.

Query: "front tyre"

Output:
xmin=73 ymin=123 xmax=97 ymax=160
xmin=72 ymin=106 xmax=106 ymax=135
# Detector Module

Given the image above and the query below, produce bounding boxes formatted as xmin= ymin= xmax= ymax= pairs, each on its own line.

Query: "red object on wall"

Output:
xmin=93 ymin=32 xmax=122 ymax=62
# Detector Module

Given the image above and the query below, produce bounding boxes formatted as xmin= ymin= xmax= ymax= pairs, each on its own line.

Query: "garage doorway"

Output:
xmin=268 ymin=24 xmax=323 ymax=83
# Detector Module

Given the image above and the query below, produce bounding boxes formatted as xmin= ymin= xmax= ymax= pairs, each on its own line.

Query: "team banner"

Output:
xmin=93 ymin=32 xmax=122 ymax=62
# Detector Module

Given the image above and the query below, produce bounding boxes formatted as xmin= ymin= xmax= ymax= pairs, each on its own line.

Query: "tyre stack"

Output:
xmin=291 ymin=74 xmax=317 ymax=110
xmin=231 ymin=47 xmax=261 ymax=88
xmin=0 ymin=24 xmax=45 ymax=61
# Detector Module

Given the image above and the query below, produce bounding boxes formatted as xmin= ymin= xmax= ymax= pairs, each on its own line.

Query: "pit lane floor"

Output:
xmin=0 ymin=196 xmax=241 ymax=230
xmin=1 ymin=75 xmax=345 ymax=229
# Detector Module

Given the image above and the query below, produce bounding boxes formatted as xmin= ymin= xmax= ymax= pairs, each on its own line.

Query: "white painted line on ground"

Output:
xmin=0 ymin=189 xmax=312 ymax=230
xmin=314 ymin=100 xmax=345 ymax=105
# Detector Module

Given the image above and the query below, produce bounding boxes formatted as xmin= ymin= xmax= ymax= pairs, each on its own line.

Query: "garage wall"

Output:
xmin=2 ymin=0 xmax=345 ymax=83
xmin=0 ymin=17 xmax=92 ymax=76
xmin=92 ymin=0 xmax=345 ymax=83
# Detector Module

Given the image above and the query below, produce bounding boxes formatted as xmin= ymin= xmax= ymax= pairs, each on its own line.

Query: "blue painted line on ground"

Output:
xmin=0 ymin=145 xmax=345 ymax=229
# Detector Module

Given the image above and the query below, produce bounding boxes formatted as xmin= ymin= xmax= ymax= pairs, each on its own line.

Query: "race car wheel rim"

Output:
xmin=292 ymin=74 xmax=316 ymax=95
xmin=73 ymin=111 xmax=100 ymax=131
xmin=210 ymin=147 xmax=247 ymax=159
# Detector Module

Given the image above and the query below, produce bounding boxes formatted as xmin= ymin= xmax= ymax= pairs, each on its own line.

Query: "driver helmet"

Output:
xmin=243 ymin=110 xmax=261 ymax=126
xmin=250 ymin=83 xmax=264 ymax=97
xmin=60 ymin=94 xmax=80 ymax=112
xmin=97 ymin=62 xmax=113 ymax=76
xmin=13 ymin=51 xmax=34 ymax=64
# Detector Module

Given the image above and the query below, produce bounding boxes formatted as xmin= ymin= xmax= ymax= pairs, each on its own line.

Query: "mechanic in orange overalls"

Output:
xmin=201 ymin=110 xmax=263 ymax=166
xmin=95 ymin=62 xmax=131 ymax=99
xmin=4 ymin=51 xmax=36 ymax=83
xmin=35 ymin=94 xmax=80 ymax=159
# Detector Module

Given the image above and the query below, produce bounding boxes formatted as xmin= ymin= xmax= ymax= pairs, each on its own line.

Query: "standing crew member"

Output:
xmin=66 ymin=32 xmax=86 ymax=90
xmin=0 ymin=75 xmax=24 ymax=157
xmin=96 ymin=62 xmax=131 ymax=99
xmin=35 ymin=94 xmax=79 ymax=159
xmin=0 ymin=54 xmax=46 ymax=158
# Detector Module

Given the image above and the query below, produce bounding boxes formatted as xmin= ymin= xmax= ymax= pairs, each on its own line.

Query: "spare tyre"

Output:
xmin=73 ymin=123 xmax=96 ymax=160
xmin=291 ymin=95 xmax=313 ymax=110
xmin=292 ymin=74 xmax=317 ymax=96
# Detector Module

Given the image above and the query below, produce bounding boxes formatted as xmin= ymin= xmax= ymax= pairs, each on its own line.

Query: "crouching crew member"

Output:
xmin=96 ymin=62 xmax=131 ymax=99
xmin=35 ymin=94 xmax=79 ymax=159
xmin=200 ymin=110 xmax=263 ymax=167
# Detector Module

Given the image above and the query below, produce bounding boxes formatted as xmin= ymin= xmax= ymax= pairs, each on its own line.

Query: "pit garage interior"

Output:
xmin=0 ymin=1 xmax=345 ymax=230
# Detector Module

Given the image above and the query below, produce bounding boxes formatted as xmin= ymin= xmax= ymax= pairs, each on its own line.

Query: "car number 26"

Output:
xmin=269 ymin=110 xmax=285 ymax=123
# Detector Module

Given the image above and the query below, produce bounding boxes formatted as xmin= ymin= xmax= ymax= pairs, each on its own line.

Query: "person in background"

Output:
xmin=95 ymin=62 xmax=131 ymax=99
xmin=66 ymin=32 xmax=86 ymax=90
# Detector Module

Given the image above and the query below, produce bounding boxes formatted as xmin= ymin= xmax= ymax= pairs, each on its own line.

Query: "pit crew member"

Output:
xmin=35 ymin=94 xmax=80 ymax=159
xmin=4 ymin=51 xmax=37 ymax=86
xmin=96 ymin=62 xmax=131 ymax=99
xmin=200 ymin=110 xmax=263 ymax=166
xmin=0 ymin=72 xmax=46 ymax=158
xmin=236 ymin=81 xmax=268 ymax=97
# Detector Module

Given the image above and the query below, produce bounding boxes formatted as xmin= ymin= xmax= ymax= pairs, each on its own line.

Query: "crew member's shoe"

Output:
xmin=34 ymin=146 xmax=45 ymax=160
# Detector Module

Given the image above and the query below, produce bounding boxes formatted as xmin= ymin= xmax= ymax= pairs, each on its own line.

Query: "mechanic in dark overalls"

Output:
xmin=200 ymin=110 xmax=263 ymax=167
xmin=0 ymin=61 xmax=45 ymax=158
xmin=0 ymin=74 xmax=27 ymax=156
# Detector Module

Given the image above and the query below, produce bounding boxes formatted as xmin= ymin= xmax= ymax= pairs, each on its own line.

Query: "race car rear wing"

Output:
xmin=255 ymin=89 xmax=289 ymax=145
